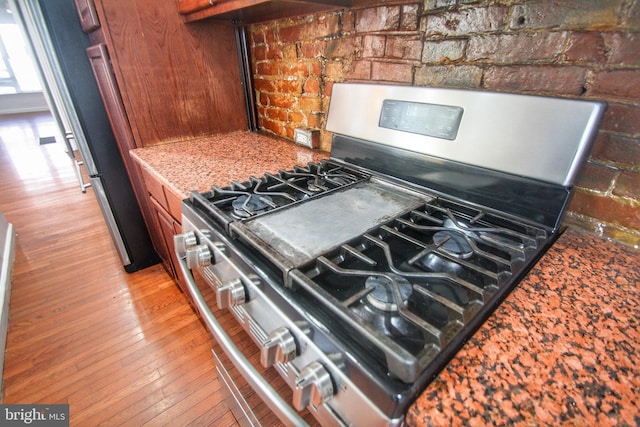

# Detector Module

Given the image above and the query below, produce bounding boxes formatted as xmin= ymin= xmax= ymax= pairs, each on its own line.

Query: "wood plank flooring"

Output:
xmin=0 ymin=112 xmax=238 ymax=426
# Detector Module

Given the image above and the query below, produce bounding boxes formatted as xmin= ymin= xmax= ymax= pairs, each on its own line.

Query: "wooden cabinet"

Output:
xmin=179 ymin=0 xmax=353 ymax=24
xmin=176 ymin=0 xmax=214 ymax=14
xmin=72 ymin=0 xmax=248 ymax=291
xmin=139 ymin=167 xmax=191 ymax=301
xmin=89 ymin=0 xmax=247 ymax=147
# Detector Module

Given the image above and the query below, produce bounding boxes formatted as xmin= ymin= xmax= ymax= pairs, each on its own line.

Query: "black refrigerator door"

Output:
xmin=36 ymin=0 xmax=158 ymax=272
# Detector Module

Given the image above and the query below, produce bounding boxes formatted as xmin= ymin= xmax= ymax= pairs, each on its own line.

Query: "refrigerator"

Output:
xmin=12 ymin=0 xmax=159 ymax=273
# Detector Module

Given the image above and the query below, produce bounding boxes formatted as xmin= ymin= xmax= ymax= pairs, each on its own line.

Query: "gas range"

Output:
xmin=174 ymin=83 xmax=605 ymax=426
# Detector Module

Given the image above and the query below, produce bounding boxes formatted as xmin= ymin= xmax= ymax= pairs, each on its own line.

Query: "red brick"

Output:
xmin=575 ymin=162 xmax=617 ymax=192
xmin=356 ymin=6 xmax=401 ymax=32
xmin=347 ymin=60 xmax=372 ymax=80
xmin=591 ymin=132 xmax=640 ymax=167
xmin=282 ymin=44 xmax=297 ymax=61
xmin=279 ymin=24 xmax=302 ymax=43
xmin=324 ymin=61 xmax=345 ymax=80
xmin=299 ymin=95 xmax=322 ymax=112
xmin=422 ymin=39 xmax=466 ymax=64
xmin=310 ymin=61 xmax=322 ymax=77
xmin=400 ymin=4 xmax=420 ymax=31
xmin=265 ymin=45 xmax=284 ymax=61
xmin=256 ymin=61 xmax=279 ymax=77
xmin=268 ymin=94 xmax=294 ymax=109
xmin=250 ymin=28 xmax=266 ymax=46
xmin=385 ymin=36 xmax=423 ymax=60
xmin=569 ymin=190 xmax=640 ymax=230
xmin=606 ymin=33 xmax=640 ymax=66
xmin=362 ymin=35 xmax=385 ymax=58
xmin=613 ymin=171 xmax=640 ymax=200
xmin=341 ymin=10 xmax=356 ymax=35
xmin=307 ymin=112 xmax=323 ymax=128
xmin=588 ymin=70 xmax=640 ymax=99
xmin=600 ymin=103 xmax=640 ymax=137
xmin=287 ymin=111 xmax=305 ymax=126
xmin=253 ymin=45 xmax=267 ymax=61
xmin=326 ymin=37 xmax=358 ymax=59
xmin=258 ymin=92 xmax=269 ymax=106
xmin=275 ymin=79 xmax=302 ymax=95
xmin=483 ymin=65 xmax=586 ymax=95
xmin=301 ymin=14 xmax=340 ymax=40
xmin=300 ymin=40 xmax=325 ymax=58
xmin=467 ymin=32 xmax=567 ymax=63
xmin=254 ymin=78 xmax=276 ymax=93
xmin=425 ymin=6 xmax=508 ymax=37
xmin=265 ymin=107 xmax=288 ymax=121
xmin=303 ymin=77 xmax=321 ymax=95
xmin=280 ymin=62 xmax=310 ymax=78
xmin=284 ymin=124 xmax=295 ymax=139
xmin=509 ymin=0 xmax=624 ymax=30
xmin=262 ymin=118 xmax=285 ymax=135
xmin=264 ymin=27 xmax=277 ymax=44
xmin=415 ymin=65 xmax=483 ymax=88
xmin=371 ymin=61 xmax=413 ymax=83
xmin=566 ymin=32 xmax=606 ymax=63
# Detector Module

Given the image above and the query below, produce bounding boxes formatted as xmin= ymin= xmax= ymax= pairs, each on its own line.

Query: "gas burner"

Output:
xmin=232 ymin=195 xmax=274 ymax=218
xmin=433 ymin=219 xmax=476 ymax=259
xmin=365 ymin=275 xmax=413 ymax=312
xmin=417 ymin=253 xmax=485 ymax=287
xmin=307 ymin=178 xmax=327 ymax=192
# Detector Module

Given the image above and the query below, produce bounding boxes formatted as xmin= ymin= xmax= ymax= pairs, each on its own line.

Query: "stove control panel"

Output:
xmin=379 ymin=99 xmax=463 ymax=140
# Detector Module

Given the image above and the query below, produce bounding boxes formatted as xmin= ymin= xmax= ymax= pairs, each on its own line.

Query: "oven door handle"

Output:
xmin=174 ymin=244 xmax=309 ymax=427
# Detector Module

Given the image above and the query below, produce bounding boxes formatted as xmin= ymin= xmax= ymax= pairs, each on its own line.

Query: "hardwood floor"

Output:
xmin=0 ymin=112 xmax=237 ymax=426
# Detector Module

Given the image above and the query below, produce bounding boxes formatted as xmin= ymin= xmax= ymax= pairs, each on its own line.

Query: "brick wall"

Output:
xmin=248 ymin=0 xmax=640 ymax=247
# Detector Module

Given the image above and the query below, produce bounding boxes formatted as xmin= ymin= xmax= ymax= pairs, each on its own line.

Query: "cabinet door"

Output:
xmin=87 ymin=43 xmax=160 ymax=269
xmin=149 ymin=196 xmax=177 ymax=280
xmin=151 ymin=197 xmax=193 ymax=304
xmin=86 ymin=44 xmax=139 ymax=152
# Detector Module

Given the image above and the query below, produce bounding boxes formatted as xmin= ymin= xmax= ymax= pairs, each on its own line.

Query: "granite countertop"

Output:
xmin=406 ymin=228 xmax=639 ymax=426
xmin=130 ymin=132 xmax=639 ymax=426
xmin=130 ymin=131 xmax=328 ymax=199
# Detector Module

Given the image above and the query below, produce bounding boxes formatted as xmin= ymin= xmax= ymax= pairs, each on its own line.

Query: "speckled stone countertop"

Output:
xmin=406 ymin=228 xmax=639 ymax=427
xmin=130 ymin=131 xmax=328 ymax=198
xmin=131 ymin=132 xmax=639 ymax=426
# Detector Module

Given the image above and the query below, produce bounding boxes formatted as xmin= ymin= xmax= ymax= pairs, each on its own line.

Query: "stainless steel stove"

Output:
xmin=174 ymin=83 xmax=605 ymax=426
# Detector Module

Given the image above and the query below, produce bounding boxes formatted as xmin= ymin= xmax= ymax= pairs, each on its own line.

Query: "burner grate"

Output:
xmin=190 ymin=160 xmax=370 ymax=231
xmin=289 ymin=196 xmax=550 ymax=383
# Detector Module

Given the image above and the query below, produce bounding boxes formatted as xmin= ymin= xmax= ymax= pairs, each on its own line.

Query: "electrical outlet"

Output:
xmin=294 ymin=127 xmax=319 ymax=149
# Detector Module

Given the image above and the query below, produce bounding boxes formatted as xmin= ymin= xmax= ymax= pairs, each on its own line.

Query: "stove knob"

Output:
xmin=260 ymin=327 xmax=296 ymax=368
xmin=185 ymin=244 xmax=211 ymax=269
xmin=174 ymin=231 xmax=198 ymax=253
xmin=216 ymin=278 xmax=245 ymax=309
xmin=292 ymin=362 xmax=333 ymax=411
